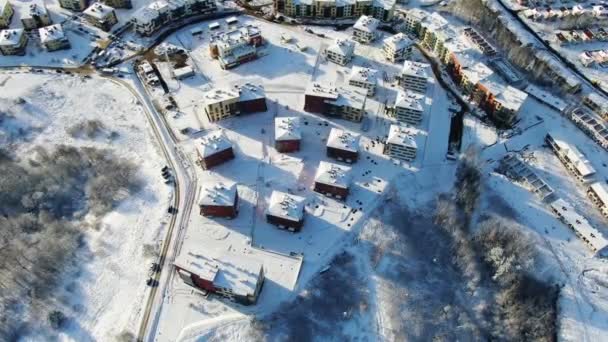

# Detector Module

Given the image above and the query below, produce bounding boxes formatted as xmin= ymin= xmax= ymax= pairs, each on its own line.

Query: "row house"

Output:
xmin=274 ymin=0 xmax=396 ymax=23
xmin=569 ymin=108 xmax=608 ymax=151
xmin=387 ymin=89 xmax=426 ymax=125
xmin=550 ymin=198 xmax=608 ymax=258
xmin=39 ymin=24 xmax=71 ymax=52
xmin=348 ymin=66 xmax=378 ymax=96
xmin=326 ymin=127 xmax=360 ymax=163
xmin=399 ymin=60 xmax=430 ymax=94
xmin=0 ymin=28 xmax=27 ymax=55
xmin=304 ymin=82 xmax=367 ymax=122
xmin=588 ymin=182 xmax=608 ymax=219
xmin=133 ymin=0 xmax=217 ymax=36
xmin=21 ymin=2 xmax=51 ymax=30
xmin=500 ymin=153 xmax=555 ymax=200
xmin=201 ymin=83 xmax=267 ymax=122
xmin=266 ymin=190 xmax=306 ymax=231
xmin=83 ymin=3 xmax=118 ymax=31
xmin=59 ymin=0 xmax=87 ymax=11
xmin=195 ymin=130 xmax=235 ymax=170
xmin=384 ymin=124 xmax=418 ymax=162
xmin=174 ymin=252 xmax=265 ymax=305
xmin=583 ymin=92 xmax=608 ymax=119
xmin=382 ymin=33 xmax=413 ymax=63
xmin=313 ymin=161 xmax=352 ymax=199
xmin=210 ymin=25 xmax=262 ymax=69
xmin=324 ymin=38 xmax=355 ymax=66
xmin=0 ymin=0 xmax=13 ymax=28
xmin=275 ymin=117 xmax=301 ymax=153
xmin=545 ymin=133 xmax=596 ymax=183
xmin=198 ymin=181 xmax=238 ymax=218
xmin=352 ymin=15 xmax=379 ymax=44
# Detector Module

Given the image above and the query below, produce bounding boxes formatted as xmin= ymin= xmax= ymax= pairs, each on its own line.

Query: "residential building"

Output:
xmin=58 ymin=0 xmax=88 ymax=12
xmin=266 ymin=190 xmax=306 ymax=232
xmin=83 ymin=3 xmax=118 ymax=31
xmin=174 ymin=252 xmax=265 ymax=305
xmin=383 ymin=33 xmax=413 ymax=63
xmin=550 ymin=198 xmax=608 ymax=257
xmin=477 ymin=81 xmax=528 ymax=127
xmin=195 ymin=131 xmax=235 ymax=170
xmin=399 ymin=60 xmax=430 ymax=94
xmin=198 ymin=181 xmax=238 ymax=218
xmin=313 ymin=161 xmax=352 ymax=199
xmin=210 ymin=25 xmax=262 ymax=69
xmin=0 ymin=0 xmax=14 ymax=28
xmin=201 ymin=83 xmax=267 ymax=122
xmin=463 ymin=27 xmax=496 ymax=56
xmin=133 ymin=0 xmax=217 ymax=36
xmin=388 ymin=89 xmax=426 ymax=125
xmin=0 ymin=28 xmax=27 ymax=55
xmin=570 ymin=108 xmax=608 ymax=151
xmin=588 ymin=182 xmax=608 ymax=218
xmin=583 ymin=92 xmax=608 ymax=120
xmin=274 ymin=0 xmax=396 ymax=23
xmin=304 ymin=83 xmax=367 ymax=122
xmin=352 ymin=15 xmax=379 ymax=44
xmin=384 ymin=124 xmax=418 ymax=161
xmin=275 ymin=117 xmax=301 ymax=153
xmin=348 ymin=66 xmax=378 ymax=96
xmin=500 ymin=153 xmax=555 ymax=200
xmin=403 ymin=8 xmax=426 ymax=35
xmin=593 ymin=5 xmax=608 ymax=18
xmin=103 ymin=0 xmax=132 ymax=9
xmin=324 ymin=38 xmax=355 ymax=66
xmin=39 ymin=24 xmax=70 ymax=51
xmin=524 ymin=85 xmax=568 ymax=114
xmin=326 ymin=128 xmax=360 ymax=163
xmin=545 ymin=133 xmax=596 ymax=183
xmin=21 ymin=3 xmax=51 ymax=30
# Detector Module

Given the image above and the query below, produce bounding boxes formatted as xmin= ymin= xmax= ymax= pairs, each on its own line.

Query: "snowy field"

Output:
xmin=0 ymin=71 xmax=172 ymax=340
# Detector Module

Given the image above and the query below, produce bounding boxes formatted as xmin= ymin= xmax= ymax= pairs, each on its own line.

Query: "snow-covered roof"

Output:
xmin=235 ymin=83 xmax=265 ymax=102
xmin=326 ymin=128 xmax=360 ymax=153
xmin=203 ymin=88 xmax=239 ymax=106
xmin=329 ymin=86 xmax=367 ymax=110
xmin=39 ymin=25 xmax=66 ymax=44
xmin=402 ymin=60 xmax=431 ymax=79
xmin=0 ymin=29 xmax=24 ymax=46
xmin=383 ymin=33 xmax=413 ymax=51
xmin=174 ymin=65 xmax=194 ymax=78
xmin=24 ymin=3 xmax=47 ymax=18
xmin=84 ymin=3 xmax=115 ymax=20
xmin=586 ymin=92 xmax=608 ymax=110
xmin=266 ymin=191 xmax=306 ymax=222
xmin=406 ymin=8 xmax=428 ymax=22
xmin=461 ymin=62 xmax=495 ymax=85
xmin=133 ymin=0 xmax=170 ymax=24
xmin=501 ymin=153 xmax=555 ymax=199
xmin=199 ymin=181 xmax=237 ymax=207
xmin=395 ymin=90 xmax=426 ymax=112
xmin=314 ymin=161 xmax=352 ymax=189
xmin=195 ymin=131 xmax=232 ymax=158
xmin=326 ymin=38 xmax=355 ymax=57
xmin=305 ymin=82 xmax=339 ymax=100
xmin=275 ymin=117 xmax=301 ymax=141
xmin=354 ymin=15 xmax=380 ymax=33
xmin=525 ymin=85 xmax=568 ymax=113
xmin=422 ymin=12 xmax=448 ymax=32
xmin=373 ymin=0 xmax=395 ymax=10
xmin=493 ymin=85 xmax=528 ymax=112
xmin=214 ymin=253 xmax=264 ymax=296
xmin=387 ymin=124 xmax=418 ymax=149
xmin=174 ymin=253 xmax=219 ymax=282
xmin=546 ymin=133 xmax=595 ymax=178
xmin=550 ymin=198 xmax=608 ymax=256
xmin=590 ymin=182 xmax=608 ymax=206
xmin=349 ymin=66 xmax=379 ymax=85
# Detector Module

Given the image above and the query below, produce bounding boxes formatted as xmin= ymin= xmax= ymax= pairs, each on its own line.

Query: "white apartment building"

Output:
xmin=83 ymin=3 xmax=118 ymax=31
xmin=384 ymin=124 xmax=419 ymax=161
xmin=383 ymin=33 xmax=414 ymax=63
xmin=390 ymin=90 xmax=426 ymax=125
xmin=348 ymin=66 xmax=379 ymax=96
xmin=352 ymin=15 xmax=379 ymax=44
xmin=133 ymin=0 xmax=217 ymax=36
xmin=545 ymin=133 xmax=596 ymax=183
xmin=588 ymin=182 xmax=608 ymax=218
xmin=21 ymin=3 xmax=51 ymax=30
xmin=39 ymin=24 xmax=70 ymax=51
xmin=324 ymin=38 xmax=355 ymax=66
xmin=0 ymin=28 xmax=26 ymax=55
xmin=399 ymin=60 xmax=430 ymax=94
xmin=0 ymin=0 xmax=14 ymax=28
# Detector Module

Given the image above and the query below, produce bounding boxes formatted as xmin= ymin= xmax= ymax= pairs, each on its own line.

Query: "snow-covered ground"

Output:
xmin=0 ymin=71 xmax=172 ymax=340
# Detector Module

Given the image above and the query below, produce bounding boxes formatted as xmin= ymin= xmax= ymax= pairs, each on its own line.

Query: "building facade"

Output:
xmin=266 ymin=191 xmax=306 ymax=231
xmin=274 ymin=0 xmax=395 ymax=22
xmin=399 ymin=60 xmax=430 ymax=94
xmin=195 ymin=131 xmax=235 ymax=170
xmin=304 ymin=83 xmax=367 ymax=122
xmin=275 ymin=117 xmax=301 ymax=153
xmin=348 ymin=66 xmax=378 ymax=96
xmin=133 ymin=0 xmax=217 ymax=36
xmin=39 ymin=24 xmax=71 ymax=51
xmin=352 ymin=15 xmax=379 ymax=44
xmin=83 ymin=3 xmax=118 ymax=31
xmin=588 ymin=182 xmax=608 ymax=218
xmin=201 ymin=83 xmax=267 ymax=122
xmin=103 ymin=0 xmax=132 ymax=9
xmin=21 ymin=3 xmax=51 ymax=30
xmin=313 ymin=161 xmax=352 ymax=199
xmin=545 ymin=133 xmax=596 ymax=183
xmin=324 ymin=38 xmax=355 ymax=66
xmin=383 ymin=33 xmax=413 ymax=63
xmin=59 ymin=0 xmax=88 ymax=12
xmin=0 ymin=0 xmax=14 ymax=28
xmin=387 ymin=90 xmax=426 ymax=125
xmin=326 ymin=128 xmax=360 ymax=163
xmin=384 ymin=124 xmax=418 ymax=161
xmin=199 ymin=181 xmax=239 ymax=218
xmin=0 ymin=28 xmax=27 ymax=55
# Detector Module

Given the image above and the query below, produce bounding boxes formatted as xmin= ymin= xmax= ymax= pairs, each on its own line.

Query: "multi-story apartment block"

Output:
xmin=133 ymin=0 xmax=217 ymax=36
xmin=304 ymin=82 xmax=367 ymax=122
xmin=266 ymin=191 xmax=306 ymax=231
xmin=201 ymin=83 xmax=267 ymax=122
xmin=0 ymin=0 xmax=14 ymax=28
xmin=348 ymin=66 xmax=378 ymax=96
xmin=195 ymin=130 xmax=235 ymax=170
xmin=545 ymin=133 xmax=596 ymax=183
xmin=103 ymin=0 xmax=132 ymax=9
xmin=275 ymin=117 xmax=301 ymax=153
xmin=210 ymin=25 xmax=262 ymax=69
xmin=388 ymin=90 xmax=426 ymax=125
xmin=399 ymin=60 xmax=430 ymax=94
xmin=0 ymin=28 xmax=27 ymax=55
xmin=384 ymin=124 xmax=418 ymax=161
xmin=588 ymin=182 xmax=608 ymax=218
xmin=21 ymin=3 xmax=52 ymax=30
xmin=324 ymin=38 xmax=355 ymax=65
xmin=39 ymin=24 xmax=71 ymax=51
xmin=383 ymin=33 xmax=413 ymax=63
xmin=83 ymin=3 xmax=118 ymax=31
xmin=313 ymin=161 xmax=353 ymax=199
xmin=274 ymin=0 xmax=395 ymax=23
xmin=403 ymin=8 xmax=426 ymax=35
xmin=58 ymin=0 xmax=88 ymax=12
xmin=326 ymin=128 xmax=360 ymax=163
xmin=352 ymin=15 xmax=379 ymax=44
